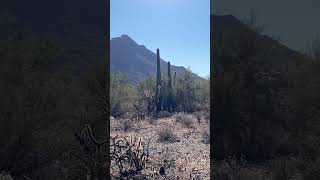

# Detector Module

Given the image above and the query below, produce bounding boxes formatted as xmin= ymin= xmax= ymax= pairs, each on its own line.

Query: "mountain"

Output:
xmin=211 ymin=14 xmax=304 ymax=72
xmin=1 ymin=0 xmax=107 ymax=75
xmin=110 ymin=35 xmax=204 ymax=84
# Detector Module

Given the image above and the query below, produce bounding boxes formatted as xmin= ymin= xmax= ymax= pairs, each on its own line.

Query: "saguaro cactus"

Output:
xmin=173 ymin=72 xmax=176 ymax=86
xmin=168 ymin=62 xmax=171 ymax=85
xmin=156 ymin=48 xmax=162 ymax=112
xmin=167 ymin=62 xmax=173 ymax=112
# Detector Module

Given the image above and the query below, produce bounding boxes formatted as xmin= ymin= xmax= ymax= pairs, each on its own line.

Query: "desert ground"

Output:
xmin=110 ymin=112 xmax=210 ymax=179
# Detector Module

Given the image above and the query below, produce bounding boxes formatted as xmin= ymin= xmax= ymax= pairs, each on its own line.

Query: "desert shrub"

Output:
xmin=110 ymin=72 xmax=137 ymax=117
xmin=110 ymin=135 xmax=149 ymax=178
xmin=214 ymin=157 xmax=264 ymax=180
xmin=197 ymin=78 xmax=210 ymax=111
xmin=175 ymin=113 xmax=186 ymax=122
xmin=72 ymin=124 xmax=109 ymax=180
xmin=121 ymin=119 xmax=133 ymax=132
xmin=157 ymin=111 xmax=171 ymax=118
xmin=201 ymin=129 xmax=210 ymax=144
xmin=0 ymin=174 xmax=13 ymax=180
xmin=158 ymin=127 xmax=178 ymax=143
xmin=175 ymin=113 xmax=184 ymax=123
xmin=194 ymin=111 xmax=202 ymax=123
xmin=174 ymin=69 xmax=199 ymax=112
xmin=175 ymin=113 xmax=193 ymax=128
xmin=181 ymin=116 xmax=193 ymax=128
xmin=270 ymin=158 xmax=293 ymax=180
xmin=136 ymin=77 xmax=157 ymax=114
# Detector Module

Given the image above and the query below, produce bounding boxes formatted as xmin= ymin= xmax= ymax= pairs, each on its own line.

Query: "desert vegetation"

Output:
xmin=213 ymin=13 xmax=320 ymax=179
xmin=0 ymin=20 xmax=109 ymax=179
xmin=110 ymin=49 xmax=210 ymax=179
xmin=110 ymin=57 xmax=210 ymax=118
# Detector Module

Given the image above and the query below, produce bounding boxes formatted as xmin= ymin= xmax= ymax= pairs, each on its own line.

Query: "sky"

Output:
xmin=212 ymin=0 xmax=320 ymax=52
xmin=111 ymin=0 xmax=210 ymax=78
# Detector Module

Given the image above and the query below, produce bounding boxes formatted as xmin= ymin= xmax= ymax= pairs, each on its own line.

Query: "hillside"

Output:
xmin=110 ymin=35 xmax=204 ymax=84
xmin=211 ymin=15 xmax=320 ymax=180
xmin=212 ymin=14 xmax=304 ymax=71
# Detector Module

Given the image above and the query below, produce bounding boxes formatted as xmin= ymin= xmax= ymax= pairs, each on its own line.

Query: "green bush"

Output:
xmin=174 ymin=69 xmax=199 ymax=112
xmin=110 ymin=72 xmax=137 ymax=117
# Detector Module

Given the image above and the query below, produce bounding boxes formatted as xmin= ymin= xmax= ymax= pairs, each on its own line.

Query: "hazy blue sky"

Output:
xmin=212 ymin=0 xmax=320 ymax=52
xmin=111 ymin=0 xmax=210 ymax=78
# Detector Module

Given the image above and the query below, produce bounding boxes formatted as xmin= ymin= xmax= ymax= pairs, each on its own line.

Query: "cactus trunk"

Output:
xmin=173 ymin=72 xmax=176 ymax=86
xmin=167 ymin=62 xmax=173 ymax=112
xmin=156 ymin=48 xmax=162 ymax=113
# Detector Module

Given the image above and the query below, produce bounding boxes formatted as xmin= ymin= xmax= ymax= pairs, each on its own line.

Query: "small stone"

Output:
xmin=159 ymin=166 xmax=165 ymax=176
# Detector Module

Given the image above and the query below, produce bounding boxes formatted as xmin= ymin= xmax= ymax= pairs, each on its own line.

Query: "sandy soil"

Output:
xmin=110 ymin=113 xmax=210 ymax=179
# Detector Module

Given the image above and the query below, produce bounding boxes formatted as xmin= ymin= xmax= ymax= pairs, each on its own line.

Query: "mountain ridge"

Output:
xmin=211 ymin=14 xmax=304 ymax=72
xmin=110 ymin=34 xmax=205 ymax=84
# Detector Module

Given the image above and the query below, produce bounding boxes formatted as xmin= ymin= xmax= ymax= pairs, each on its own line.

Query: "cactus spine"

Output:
xmin=156 ymin=48 xmax=162 ymax=113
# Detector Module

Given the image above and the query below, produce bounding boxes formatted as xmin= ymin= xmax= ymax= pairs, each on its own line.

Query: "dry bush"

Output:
xmin=270 ymin=158 xmax=293 ymax=180
xmin=175 ymin=114 xmax=194 ymax=128
xmin=214 ymin=157 xmax=265 ymax=180
xmin=157 ymin=111 xmax=172 ymax=118
xmin=118 ymin=119 xmax=133 ymax=132
xmin=146 ymin=116 xmax=156 ymax=125
xmin=194 ymin=111 xmax=202 ymax=124
xmin=0 ymin=173 xmax=13 ymax=180
xmin=175 ymin=113 xmax=185 ymax=123
xmin=181 ymin=116 xmax=194 ymax=128
xmin=71 ymin=124 xmax=110 ymax=180
xmin=268 ymin=157 xmax=320 ymax=180
xmin=110 ymin=135 xmax=150 ymax=179
xmin=158 ymin=127 xmax=178 ymax=143
xmin=203 ymin=111 xmax=210 ymax=124
xmin=201 ymin=129 xmax=210 ymax=144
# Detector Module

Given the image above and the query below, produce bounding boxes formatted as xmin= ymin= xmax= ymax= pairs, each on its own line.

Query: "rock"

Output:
xmin=159 ymin=166 xmax=165 ymax=176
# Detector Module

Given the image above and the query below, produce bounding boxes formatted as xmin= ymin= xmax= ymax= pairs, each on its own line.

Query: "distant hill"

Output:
xmin=212 ymin=14 xmax=304 ymax=72
xmin=110 ymin=35 xmax=205 ymax=84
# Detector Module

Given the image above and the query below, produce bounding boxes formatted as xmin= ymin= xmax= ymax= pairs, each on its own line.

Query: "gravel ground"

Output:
xmin=111 ymin=113 xmax=210 ymax=179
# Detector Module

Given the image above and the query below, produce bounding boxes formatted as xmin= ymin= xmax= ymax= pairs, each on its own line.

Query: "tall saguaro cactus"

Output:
xmin=167 ymin=62 xmax=173 ymax=112
xmin=168 ymin=62 xmax=172 ymax=89
xmin=156 ymin=48 xmax=162 ymax=112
